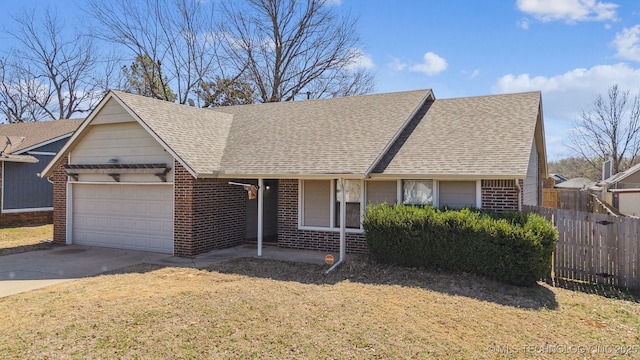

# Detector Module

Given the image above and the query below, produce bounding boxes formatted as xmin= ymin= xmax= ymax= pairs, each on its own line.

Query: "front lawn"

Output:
xmin=0 ymin=224 xmax=54 ymax=256
xmin=0 ymin=257 xmax=638 ymax=359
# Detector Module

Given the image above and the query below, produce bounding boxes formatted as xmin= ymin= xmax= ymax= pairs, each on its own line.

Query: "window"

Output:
xmin=366 ymin=181 xmax=397 ymax=205
xmin=302 ymin=180 xmax=330 ymax=226
xmin=403 ymin=180 xmax=433 ymax=205
xmin=300 ymin=179 xmax=363 ymax=231
xmin=335 ymin=179 xmax=361 ymax=229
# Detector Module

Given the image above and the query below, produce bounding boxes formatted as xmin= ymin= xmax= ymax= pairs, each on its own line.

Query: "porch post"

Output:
xmin=257 ymin=178 xmax=264 ymax=257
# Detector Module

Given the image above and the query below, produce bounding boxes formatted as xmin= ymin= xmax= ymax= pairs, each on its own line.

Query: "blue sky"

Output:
xmin=2 ymin=0 xmax=640 ymax=160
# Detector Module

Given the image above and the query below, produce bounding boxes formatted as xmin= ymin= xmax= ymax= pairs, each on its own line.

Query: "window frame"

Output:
xmin=298 ymin=179 xmax=365 ymax=233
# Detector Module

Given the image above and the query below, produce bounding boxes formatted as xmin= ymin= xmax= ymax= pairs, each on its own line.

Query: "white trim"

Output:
xmin=257 ymin=178 xmax=264 ymax=257
xmin=2 ymin=207 xmax=53 ymax=214
xmin=68 ymin=181 xmax=174 ymax=186
xmin=13 ymin=133 xmax=73 ymax=155
xmin=397 ymin=179 xmax=402 ymax=204
xmin=433 ymin=180 xmax=439 ymax=207
xmin=360 ymin=181 xmax=366 ymax=225
xmin=476 ymin=180 xmax=482 ymax=208
xmin=1 ymin=163 xmax=4 ymax=213
xmin=26 ymin=151 xmax=56 ymax=156
xmin=298 ymin=225 xmax=365 ymax=234
xmin=370 ymin=173 xmax=526 ymax=180
xmin=66 ymin=181 xmax=72 ymax=245
xmin=298 ymin=178 xmax=366 ymax=232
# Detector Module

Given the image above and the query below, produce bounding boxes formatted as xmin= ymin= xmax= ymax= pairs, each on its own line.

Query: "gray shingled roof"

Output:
xmin=0 ymin=119 xmax=82 ymax=154
xmin=111 ymin=91 xmax=234 ymax=175
xmin=214 ymin=90 xmax=431 ymax=176
xmin=374 ymin=92 xmax=542 ymax=177
xmin=49 ymin=89 xmax=542 ymax=179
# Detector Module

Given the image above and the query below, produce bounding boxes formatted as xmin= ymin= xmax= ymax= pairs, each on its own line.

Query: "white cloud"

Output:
xmin=493 ymin=63 xmax=640 ymax=159
xmin=346 ymin=49 xmax=374 ymax=70
xmin=324 ymin=0 xmax=342 ymax=5
xmin=518 ymin=18 xmax=530 ymax=29
xmin=612 ymin=25 xmax=640 ymax=62
xmin=470 ymin=69 xmax=480 ymax=78
xmin=409 ymin=52 xmax=448 ymax=76
xmin=516 ymin=0 xmax=618 ymax=23
xmin=386 ymin=57 xmax=407 ymax=71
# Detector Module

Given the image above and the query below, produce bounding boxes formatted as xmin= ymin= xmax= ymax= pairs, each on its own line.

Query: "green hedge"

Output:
xmin=362 ymin=204 xmax=558 ymax=286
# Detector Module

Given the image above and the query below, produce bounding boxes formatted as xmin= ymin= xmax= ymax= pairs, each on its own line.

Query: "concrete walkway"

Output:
xmin=0 ymin=244 xmax=331 ymax=298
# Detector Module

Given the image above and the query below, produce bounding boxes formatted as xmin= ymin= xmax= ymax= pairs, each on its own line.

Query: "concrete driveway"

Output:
xmin=0 ymin=246 xmax=171 ymax=298
xmin=0 ymin=244 xmax=330 ymax=298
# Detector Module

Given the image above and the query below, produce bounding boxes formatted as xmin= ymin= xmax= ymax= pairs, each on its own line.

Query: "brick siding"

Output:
xmin=174 ymin=162 xmax=246 ymax=256
xmin=481 ymin=179 xmax=520 ymax=211
xmin=52 ymin=157 xmax=68 ymax=244
xmin=277 ymin=179 xmax=367 ymax=254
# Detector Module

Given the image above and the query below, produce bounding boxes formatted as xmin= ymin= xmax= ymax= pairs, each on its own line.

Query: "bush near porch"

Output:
xmin=363 ymin=205 xmax=558 ymax=286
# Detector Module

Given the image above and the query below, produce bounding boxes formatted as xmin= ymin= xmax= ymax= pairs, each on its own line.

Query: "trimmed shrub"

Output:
xmin=362 ymin=204 xmax=558 ymax=286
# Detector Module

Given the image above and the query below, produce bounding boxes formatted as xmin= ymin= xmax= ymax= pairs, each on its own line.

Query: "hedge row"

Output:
xmin=362 ymin=204 xmax=558 ymax=286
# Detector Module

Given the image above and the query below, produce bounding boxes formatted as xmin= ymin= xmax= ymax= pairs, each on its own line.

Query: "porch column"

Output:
xmin=257 ymin=178 xmax=264 ymax=256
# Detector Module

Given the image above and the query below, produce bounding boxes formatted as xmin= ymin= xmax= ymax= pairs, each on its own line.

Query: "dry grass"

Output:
xmin=0 ymin=257 xmax=639 ymax=359
xmin=0 ymin=224 xmax=55 ymax=256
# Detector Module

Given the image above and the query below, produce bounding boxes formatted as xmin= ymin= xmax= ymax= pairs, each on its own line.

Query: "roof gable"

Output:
xmin=214 ymin=89 xmax=433 ymax=176
xmin=604 ymin=162 xmax=640 ymax=185
xmin=374 ymin=92 xmax=543 ymax=178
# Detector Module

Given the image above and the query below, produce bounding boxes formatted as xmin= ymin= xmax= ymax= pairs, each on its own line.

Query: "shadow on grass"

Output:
xmin=207 ymin=256 xmax=559 ymax=310
xmin=546 ymin=277 xmax=640 ymax=303
xmin=0 ymin=242 xmax=61 ymax=257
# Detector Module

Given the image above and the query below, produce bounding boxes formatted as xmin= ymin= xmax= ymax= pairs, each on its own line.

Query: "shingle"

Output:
xmin=214 ymin=90 xmax=431 ymax=176
xmin=375 ymin=92 xmax=542 ymax=177
xmin=0 ymin=119 xmax=82 ymax=154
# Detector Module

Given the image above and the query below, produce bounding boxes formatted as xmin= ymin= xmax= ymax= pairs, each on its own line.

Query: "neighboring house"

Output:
xmin=554 ymin=177 xmax=598 ymax=190
xmin=41 ymin=89 xmax=547 ymax=256
xmin=601 ymin=162 xmax=640 ymax=217
xmin=0 ymin=120 xmax=81 ymax=227
xmin=550 ymin=173 xmax=568 ymax=184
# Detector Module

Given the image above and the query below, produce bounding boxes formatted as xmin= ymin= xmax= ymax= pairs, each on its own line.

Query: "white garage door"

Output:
xmin=72 ymin=184 xmax=174 ymax=254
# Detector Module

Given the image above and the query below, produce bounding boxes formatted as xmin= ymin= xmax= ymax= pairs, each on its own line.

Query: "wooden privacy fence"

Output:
xmin=524 ymin=205 xmax=640 ymax=290
xmin=541 ymin=189 xmax=593 ymax=211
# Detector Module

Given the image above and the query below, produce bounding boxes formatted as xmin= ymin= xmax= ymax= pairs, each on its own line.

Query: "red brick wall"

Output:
xmin=0 ymin=162 xmax=53 ymax=227
xmin=277 ymin=179 xmax=367 ymax=254
xmin=52 ymin=158 xmax=68 ymax=244
xmin=174 ymin=162 xmax=246 ymax=256
xmin=481 ymin=179 xmax=520 ymax=211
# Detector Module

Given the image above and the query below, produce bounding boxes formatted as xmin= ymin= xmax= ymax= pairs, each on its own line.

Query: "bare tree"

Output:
xmin=0 ymin=59 xmax=50 ymax=123
xmin=87 ymin=0 xmax=224 ymax=104
xmin=220 ymin=0 xmax=375 ymax=103
xmin=5 ymin=9 xmax=108 ymax=120
xmin=569 ymin=84 xmax=640 ymax=174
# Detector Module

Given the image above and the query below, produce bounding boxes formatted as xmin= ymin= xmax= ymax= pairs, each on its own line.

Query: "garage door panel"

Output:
xmin=72 ymin=184 xmax=174 ymax=254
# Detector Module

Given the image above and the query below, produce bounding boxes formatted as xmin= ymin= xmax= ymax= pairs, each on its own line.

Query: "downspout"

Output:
xmin=325 ymin=178 xmax=346 ymax=274
xmin=515 ymin=178 xmax=522 ymax=211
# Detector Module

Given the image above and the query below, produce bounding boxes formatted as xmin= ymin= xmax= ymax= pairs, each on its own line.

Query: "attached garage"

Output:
xmin=71 ymin=183 xmax=174 ymax=254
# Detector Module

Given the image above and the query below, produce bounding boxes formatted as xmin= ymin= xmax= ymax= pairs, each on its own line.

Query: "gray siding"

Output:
xmin=523 ymin=140 xmax=538 ymax=206
xmin=3 ymin=153 xmax=54 ymax=210
xmin=25 ymin=138 xmax=69 ymax=154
